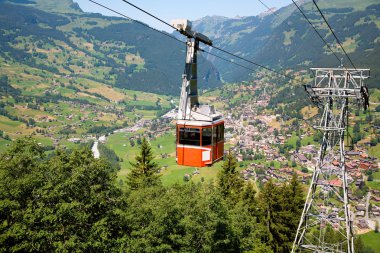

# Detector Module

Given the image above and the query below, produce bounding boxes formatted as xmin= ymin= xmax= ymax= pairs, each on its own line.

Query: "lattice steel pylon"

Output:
xmin=292 ymin=68 xmax=370 ymax=253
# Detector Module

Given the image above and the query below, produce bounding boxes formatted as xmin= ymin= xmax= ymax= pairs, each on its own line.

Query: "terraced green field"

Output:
xmin=0 ymin=50 xmax=173 ymax=146
xmin=0 ymin=139 xmax=11 ymax=153
xmin=373 ymin=171 xmax=380 ymax=180
xmin=360 ymin=231 xmax=380 ymax=253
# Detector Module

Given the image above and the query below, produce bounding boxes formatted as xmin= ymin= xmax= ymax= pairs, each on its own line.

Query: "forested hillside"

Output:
xmin=0 ymin=0 xmax=221 ymax=95
xmin=0 ymin=138 xmax=317 ymax=252
xmin=194 ymin=0 xmax=380 ymax=88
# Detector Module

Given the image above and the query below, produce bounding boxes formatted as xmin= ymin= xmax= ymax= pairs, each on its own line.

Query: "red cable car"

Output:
xmin=176 ymin=108 xmax=224 ymax=167
xmin=171 ymin=19 xmax=224 ymax=167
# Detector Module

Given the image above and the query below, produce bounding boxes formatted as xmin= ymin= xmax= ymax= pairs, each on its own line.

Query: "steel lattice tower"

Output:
xmin=292 ymin=68 xmax=370 ymax=253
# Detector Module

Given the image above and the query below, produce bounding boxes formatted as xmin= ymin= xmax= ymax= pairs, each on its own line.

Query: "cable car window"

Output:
xmin=212 ymin=126 xmax=217 ymax=144
xmin=202 ymin=128 xmax=212 ymax=146
xmin=179 ymin=127 xmax=200 ymax=146
xmin=217 ymin=124 xmax=224 ymax=142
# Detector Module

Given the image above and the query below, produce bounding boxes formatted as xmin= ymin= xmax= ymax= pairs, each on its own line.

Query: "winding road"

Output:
xmin=91 ymin=140 xmax=100 ymax=159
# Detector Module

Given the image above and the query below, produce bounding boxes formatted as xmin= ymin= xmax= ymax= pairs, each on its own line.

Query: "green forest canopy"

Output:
xmin=0 ymin=137 xmax=375 ymax=252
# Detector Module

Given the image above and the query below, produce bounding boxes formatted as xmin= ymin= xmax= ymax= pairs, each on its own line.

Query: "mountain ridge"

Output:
xmin=0 ymin=0 xmax=222 ymax=96
xmin=193 ymin=0 xmax=380 ymax=87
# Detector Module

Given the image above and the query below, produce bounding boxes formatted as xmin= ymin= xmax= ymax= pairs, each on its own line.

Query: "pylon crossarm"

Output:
xmin=312 ymin=88 xmax=361 ymax=98
xmin=307 ymin=68 xmax=369 ymax=107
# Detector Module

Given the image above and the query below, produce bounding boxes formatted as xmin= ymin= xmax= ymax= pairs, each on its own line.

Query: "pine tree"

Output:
xmin=259 ymin=180 xmax=280 ymax=251
xmin=286 ymin=173 xmax=304 ymax=229
xmin=127 ymin=137 xmax=161 ymax=190
xmin=259 ymin=175 xmax=304 ymax=253
xmin=231 ymin=181 xmax=273 ymax=253
xmin=242 ymin=181 xmax=258 ymax=216
xmin=218 ymin=150 xmax=244 ymax=202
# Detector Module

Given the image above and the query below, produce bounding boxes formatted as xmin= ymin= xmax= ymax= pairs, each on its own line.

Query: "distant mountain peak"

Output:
xmin=3 ymin=0 xmax=83 ymax=13
xmin=193 ymin=15 xmax=229 ymax=23
xmin=258 ymin=7 xmax=277 ymax=18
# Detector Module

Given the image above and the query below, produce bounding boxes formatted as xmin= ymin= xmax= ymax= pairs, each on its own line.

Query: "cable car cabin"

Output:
xmin=176 ymin=118 xmax=224 ymax=167
xmin=171 ymin=19 xmax=224 ymax=167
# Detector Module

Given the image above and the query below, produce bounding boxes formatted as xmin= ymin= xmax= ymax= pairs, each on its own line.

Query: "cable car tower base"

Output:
xmin=292 ymin=68 xmax=370 ymax=253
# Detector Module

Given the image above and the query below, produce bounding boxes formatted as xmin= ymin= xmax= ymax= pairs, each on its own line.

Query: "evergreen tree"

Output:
xmin=0 ymin=138 xmax=126 ymax=252
xmin=127 ymin=137 xmax=161 ymax=190
xmin=259 ymin=175 xmax=304 ymax=253
xmin=230 ymin=181 xmax=273 ymax=253
xmin=259 ymin=180 xmax=282 ymax=251
xmin=218 ymin=151 xmax=244 ymax=202
xmin=280 ymin=174 xmax=304 ymax=252
xmin=242 ymin=181 xmax=258 ymax=216
xmin=286 ymin=173 xmax=304 ymax=230
xmin=125 ymin=182 xmax=240 ymax=252
xmin=296 ymin=139 xmax=301 ymax=150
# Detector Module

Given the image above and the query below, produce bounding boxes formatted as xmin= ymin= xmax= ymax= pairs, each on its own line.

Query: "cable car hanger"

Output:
xmin=171 ymin=19 xmax=221 ymax=122
xmin=172 ymin=19 xmax=224 ymax=167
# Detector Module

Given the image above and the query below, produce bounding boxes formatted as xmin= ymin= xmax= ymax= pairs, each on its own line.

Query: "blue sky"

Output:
xmin=74 ymin=0 xmax=292 ymax=32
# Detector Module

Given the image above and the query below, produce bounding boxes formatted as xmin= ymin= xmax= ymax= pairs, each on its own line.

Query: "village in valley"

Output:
xmin=1 ymin=0 xmax=380 ymax=251
xmin=22 ymin=71 xmax=378 ymax=236
xmin=77 ymin=78 xmax=380 ymax=235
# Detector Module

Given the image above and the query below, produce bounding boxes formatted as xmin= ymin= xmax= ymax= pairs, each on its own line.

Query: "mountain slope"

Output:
xmin=193 ymin=0 xmax=380 ymax=88
xmin=0 ymin=0 xmax=221 ymax=95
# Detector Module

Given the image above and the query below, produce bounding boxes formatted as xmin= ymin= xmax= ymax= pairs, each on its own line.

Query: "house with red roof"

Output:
xmin=359 ymin=162 xmax=371 ymax=170
xmin=328 ymin=178 xmax=343 ymax=188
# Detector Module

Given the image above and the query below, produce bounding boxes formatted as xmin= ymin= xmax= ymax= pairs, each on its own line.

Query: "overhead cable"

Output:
xmin=256 ymin=0 xmax=294 ymax=30
xmin=312 ymin=0 xmax=357 ymax=70
xmin=209 ymin=45 xmax=299 ymax=83
xmin=120 ymin=0 xmax=179 ymax=31
xmin=118 ymin=0 xmax=304 ymax=84
xmin=199 ymin=49 xmax=258 ymax=73
xmin=290 ymin=0 xmax=342 ymax=65
xmin=89 ymin=0 xmax=185 ymax=45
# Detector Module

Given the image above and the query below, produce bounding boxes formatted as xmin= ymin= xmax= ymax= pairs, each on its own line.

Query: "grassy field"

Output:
xmin=367 ymin=181 xmax=380 ymax=191
xmin=360 ymin=231 xmax=380 ymax=253
xmin=0 ymin=139 xmax=11 ymax=153
xmin=286 ymin=132 xmax=317 ymax=147
xmin=283 ymin=29 xmax=296 ymax=46
xmin=301 ymin=106 xmax=318 ymax=120
xmin=0 ymin=52 xmax=173 ymax=149
xmin=105 ymin=132 xmax=138 ymax=170
xmin=373 ymin=171 xmax=380 ymax=181
xmin=34 ymin=136 xmax=53 ymax=146
xmin=108 ymin=130 xmax=286 ymax=187
xmin=368 ymin=143 xmax=380 ymax=159
xmin=303 ymin=0 xmax=380 ymax=12
xmin=0 ymin=115 xmax=35 ymax=138
xmin=106 ymin=131 xmax=228 ymax=186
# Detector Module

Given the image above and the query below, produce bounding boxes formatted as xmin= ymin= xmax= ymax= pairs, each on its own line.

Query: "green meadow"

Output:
xmin=360 ymin=231 xmax=380 ymax=253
